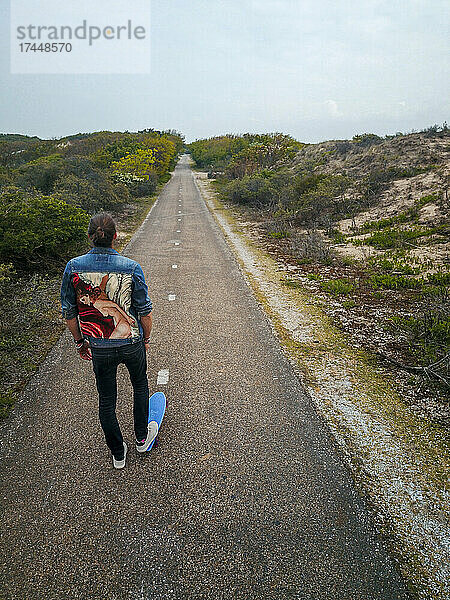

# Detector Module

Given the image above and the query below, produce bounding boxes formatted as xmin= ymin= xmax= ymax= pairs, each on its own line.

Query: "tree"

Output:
xmin=111 ymin=148 xmax=157 ymax=180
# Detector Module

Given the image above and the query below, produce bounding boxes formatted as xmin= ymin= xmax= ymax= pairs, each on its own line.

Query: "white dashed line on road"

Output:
xmin=168 ymin=294 xmax=176 ymax=301
xmin=157 ymin=369 xmax=170 ymax=385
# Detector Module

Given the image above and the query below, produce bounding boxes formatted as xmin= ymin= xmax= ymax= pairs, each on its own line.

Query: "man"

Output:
xmin=61 ymin=213 xmax=157 ymax=469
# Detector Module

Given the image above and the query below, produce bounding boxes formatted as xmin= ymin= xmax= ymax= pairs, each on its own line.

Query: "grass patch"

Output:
xmin=339 ymin=255 xmax=357 ymax=266
xmin=0 ymin=390 xmax=15 ymax=419
xmin=0 ymin=273 xmax=64 ymax=419
xmin=355 ymin=226 xmax=439 ymax=250
xmin=356 ymin=218 xmax=448 ymax=250
xmin=367 ymin=254 xmax=419 ymax=275
xmin=369 ymin=273 xmax=423 ymax=290
xmin=362 ymin=195 xmax=437 ymax=232
xmin=420 ymin=286 xmax=449 ymax=299
xmin=331 ymin=230 xmax=347 ymax=244
xmin=342 ymin=299 xmax=357 ymax=308
xmin=427 ymin=272 xmax=450 ymax=286
xmin=282 ymin=278 xmax=303 ymax=289
xmin=268 ymin=230 xmax=289 ymax=239
xmin=320 ymin=278 xmax=355 ymax=296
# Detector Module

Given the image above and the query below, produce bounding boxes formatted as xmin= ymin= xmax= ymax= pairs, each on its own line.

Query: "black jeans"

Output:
xmin=91 ymin=341 xmax=149 ymax=460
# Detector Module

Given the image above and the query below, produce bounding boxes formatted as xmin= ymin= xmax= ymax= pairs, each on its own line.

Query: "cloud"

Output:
xmin=324 ymin=100 xmax=342 ymax=117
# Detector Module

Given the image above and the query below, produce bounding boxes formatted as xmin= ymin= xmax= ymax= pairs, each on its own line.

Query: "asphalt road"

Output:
xmin=0 ymin=156 xmax=412 ymax=600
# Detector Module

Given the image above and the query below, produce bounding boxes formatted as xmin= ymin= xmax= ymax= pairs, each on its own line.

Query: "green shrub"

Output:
xmin=362 ymin=215 xmax=406 ymax=231
xmin=367 ymin=255 xmax=418 ymax=275
xmin=14 ymin=154 xmax=66 ymax=194
xmin=332 ymin=230 xmax=347 ymax=244
xmin=90 ymin=133 xmax=179 ymax=171
xmin=0 ymin=390 xmax=15 ymax=419
xmin=339 ymin=255 xmax=356 ymax=266
xmin=111 ymin=148 xmax=158 ymax=180
xmin=0 ymin=263 xmax=16 ymax=299
xmin=320 ymin=279 xmax=354 ymax=296
xmin=127 ymin=174 xmax=158 ymax=197
xmin=189 ymin=135 xmax=248 ymax=169
xmin=0 ymin=188 xmax=90 ymax=268
xmin=64 ymin=156 xmax=98 ymax=178
xmin=291 ymin=174 xmax=351 ymax=225
xmin=0 ymin=262 xmax=15 ymax=283
xmin=362 ymin=196 xmax=437 ymax=232
xmin=189 ymin=133 xmax=301 ymax=172
xmin=269 ymin=231 xmax=288 ymax=239
xmin=0 ymin=166 xmax=13 ymax=189
xmin=225 ymin=136 xmax=300 ymax=179
xmin=390 ymin=312 xmax=450 ymax=365
xmin=342 ymin=299 xmax=357 ymax=308
xmin=0 ymin=272 xmax=64 ymax=418
xmin=356 ymin=227 xmax=435 ymax=250
xmin=223 ymin=174 xmax=278 ymax=207
xmin=427 ymin=272 xmax=450 ymax=286
xmin=352 ymin=133 xmax=383 ymax=147
xmin=91 ymin=139 xmax=141 ymax=168
xmin=282 ymin=279 xmax=303 ymax=289
xmin=420 ymin=285 xmax=449 ymax=299
xmin=369 ymin=273 xmax=422 ymax=290
xmin=291 ymin=229 xmax=335 ymax=264
xmin=55 ymin=172 xmax=130 ymax=212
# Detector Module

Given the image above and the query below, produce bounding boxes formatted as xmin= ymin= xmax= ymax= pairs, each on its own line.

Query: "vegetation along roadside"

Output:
xmin=0 ymin=129 xmax=185 ymax=418
xmin=188 ymin=125 xmax=449 ymax=424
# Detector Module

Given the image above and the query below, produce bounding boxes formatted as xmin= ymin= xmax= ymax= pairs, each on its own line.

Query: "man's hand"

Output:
xmin=65 ymin=318 xmax=91 ymax=360
xmin=77 ymin=340 xmax=92 ymax=361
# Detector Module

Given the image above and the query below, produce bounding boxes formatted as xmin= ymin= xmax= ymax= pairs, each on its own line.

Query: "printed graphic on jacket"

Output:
xmin=72 ymin=272 xmax=138 ymax=339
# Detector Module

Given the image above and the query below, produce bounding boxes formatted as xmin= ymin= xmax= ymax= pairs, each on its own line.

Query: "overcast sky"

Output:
xmin=0 ymin=0 xmax=449 ymax=142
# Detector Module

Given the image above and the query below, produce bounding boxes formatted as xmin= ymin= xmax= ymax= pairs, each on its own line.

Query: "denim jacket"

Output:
xmin=61 ymin=247 xmax=152 ymax=348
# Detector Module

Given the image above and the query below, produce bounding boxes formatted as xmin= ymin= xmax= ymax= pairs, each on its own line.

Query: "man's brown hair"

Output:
xmin=88 ymin=213 xmax=116 ymax=247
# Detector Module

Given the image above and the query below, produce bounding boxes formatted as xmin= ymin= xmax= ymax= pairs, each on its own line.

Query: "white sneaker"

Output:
xmin=135 ymin=422 xmax=158 ymax=453
xmin=113 ymin=442 xmax=127 ymax=469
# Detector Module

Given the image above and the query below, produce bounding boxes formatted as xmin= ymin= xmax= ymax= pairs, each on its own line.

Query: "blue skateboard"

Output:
xmin=147 ymin=392 xmax=166 ymax=451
